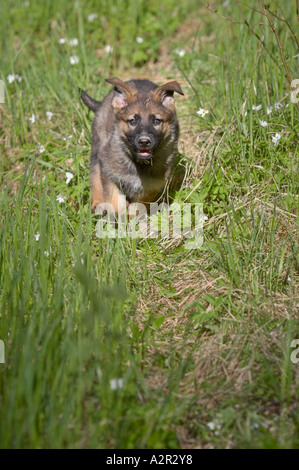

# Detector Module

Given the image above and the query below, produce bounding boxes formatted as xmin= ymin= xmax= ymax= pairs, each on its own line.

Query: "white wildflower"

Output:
xmin=56 ymin=194 xmax=66 ymax=203
xmin=207 ymin=420 xmax=221 ymax=435
xmin=7 ymin=74 xmax=22 ymax=83
xmin=38 ymin=144 xmax=45 ymax=153
xmin=35 ymin=232 xmax=40 ymax=241
xmin=58 ymin=38 xmax=67 ymax=44
xmin=110 ymin=378 xmax=123 ymax=390
xmin=46 ymin=111 xmax=53 ymax=120
xmin=252 ymin=104 xmax=262 ymax=111
xmin=206 ymin=421 xmax=216 ymax=430
xmin=68 ymin=38 xmax=78 ymax=46
xmin=65 ymin=171 xmax=74 ymax=184
xmin=7 ymin=74 xmax=16 ymax=84
xmin=267 ymin=105 xmax=273 ymax=114
xmin=197 ymin=108 xmax=209 ymax=117
xmin=29 ymin=114 xmax=36 ymax=124
xmin=173 ymin=48 xmax=185 ymax=57
xmin=44 ymin=250 xmax=49 ymax=257
xmin=271 ymin=133 xmax=282 ymax=146
xmin=62 ymin=135 xmax=73 ymax=141
xmin=275 ymin=101 xmax=283 ymax=109
xmin=136 ymin=36 xmax=144 ymax=44
xmin=104 ymin=45 xmax=113 ymax=53
xmin=259 ymin=120 xmax=268 ymax=127
xmin=88 ymin=13 xmax=98 ymax=22
xmin=70 ymin=55 xmax=79 ymax=65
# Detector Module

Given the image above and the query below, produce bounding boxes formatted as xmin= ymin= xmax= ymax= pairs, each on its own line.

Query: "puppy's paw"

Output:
xmin=91 ymin=201 xmax=107 ymax=216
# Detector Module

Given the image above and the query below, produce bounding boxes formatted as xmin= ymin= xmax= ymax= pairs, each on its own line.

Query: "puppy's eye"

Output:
xmin=153 ymin=118 xmax=162 ymax=125
xmin=128 ymin=119 xmax=137 ymax=126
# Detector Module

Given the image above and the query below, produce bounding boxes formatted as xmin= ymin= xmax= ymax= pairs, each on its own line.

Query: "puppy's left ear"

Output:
xmin=153 ymin=81 xmax=184 ymax=110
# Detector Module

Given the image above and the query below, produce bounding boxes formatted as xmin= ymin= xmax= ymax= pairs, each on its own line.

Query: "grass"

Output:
xmin=0 ymin=0 xmax=298 ymax=449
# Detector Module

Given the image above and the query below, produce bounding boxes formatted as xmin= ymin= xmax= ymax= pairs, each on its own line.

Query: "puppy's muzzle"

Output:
xmin=136 ymin=135 xmax=154 ymax=159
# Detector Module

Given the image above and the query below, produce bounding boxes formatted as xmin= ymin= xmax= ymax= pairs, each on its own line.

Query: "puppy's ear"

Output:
xmin=106 ymin=77 xmax=137 ymax=111
xmin=153 ymin=81 xmax=184 ymax=110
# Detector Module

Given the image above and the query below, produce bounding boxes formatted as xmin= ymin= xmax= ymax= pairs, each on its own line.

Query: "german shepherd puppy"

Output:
xmin=80 ymin=77 xmax=184 ymax=214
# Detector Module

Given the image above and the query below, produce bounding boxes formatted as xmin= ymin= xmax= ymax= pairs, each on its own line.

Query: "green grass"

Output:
xmin=0 ymin=0 xmax=298 ymax=449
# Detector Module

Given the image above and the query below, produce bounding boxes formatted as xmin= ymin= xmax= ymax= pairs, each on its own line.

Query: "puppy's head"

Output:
xmin=106 ymin=77 xmax=184 ymax=161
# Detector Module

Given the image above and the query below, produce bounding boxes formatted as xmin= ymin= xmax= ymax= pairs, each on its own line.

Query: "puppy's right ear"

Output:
xmin=106 ymin=77 xmax=137 ymax=111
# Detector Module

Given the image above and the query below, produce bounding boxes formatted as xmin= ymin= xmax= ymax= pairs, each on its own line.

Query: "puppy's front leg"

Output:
xmin=106 ymin=181 xmax=128 ymax=217
xmin=90 ymin=164 xmax=128 ymax=217
xmin=90 ymin=164 xmax=104 ymax=212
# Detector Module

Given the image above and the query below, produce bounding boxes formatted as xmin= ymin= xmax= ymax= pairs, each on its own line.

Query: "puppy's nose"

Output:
xmin=138 ymin=136 xmax=151 ymax=148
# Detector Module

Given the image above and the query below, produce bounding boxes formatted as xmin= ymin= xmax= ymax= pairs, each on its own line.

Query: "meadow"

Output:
xmin=0 ymin=0 xmax=298 ymax=449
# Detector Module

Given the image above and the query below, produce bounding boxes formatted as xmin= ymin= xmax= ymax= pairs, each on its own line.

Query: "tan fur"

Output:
xmin=90 ymin=165 xmax=103 ymax=212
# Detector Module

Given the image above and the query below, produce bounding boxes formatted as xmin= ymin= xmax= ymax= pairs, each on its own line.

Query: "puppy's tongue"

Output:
xmin=138 ymin=151 xmax=151 ymax=158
